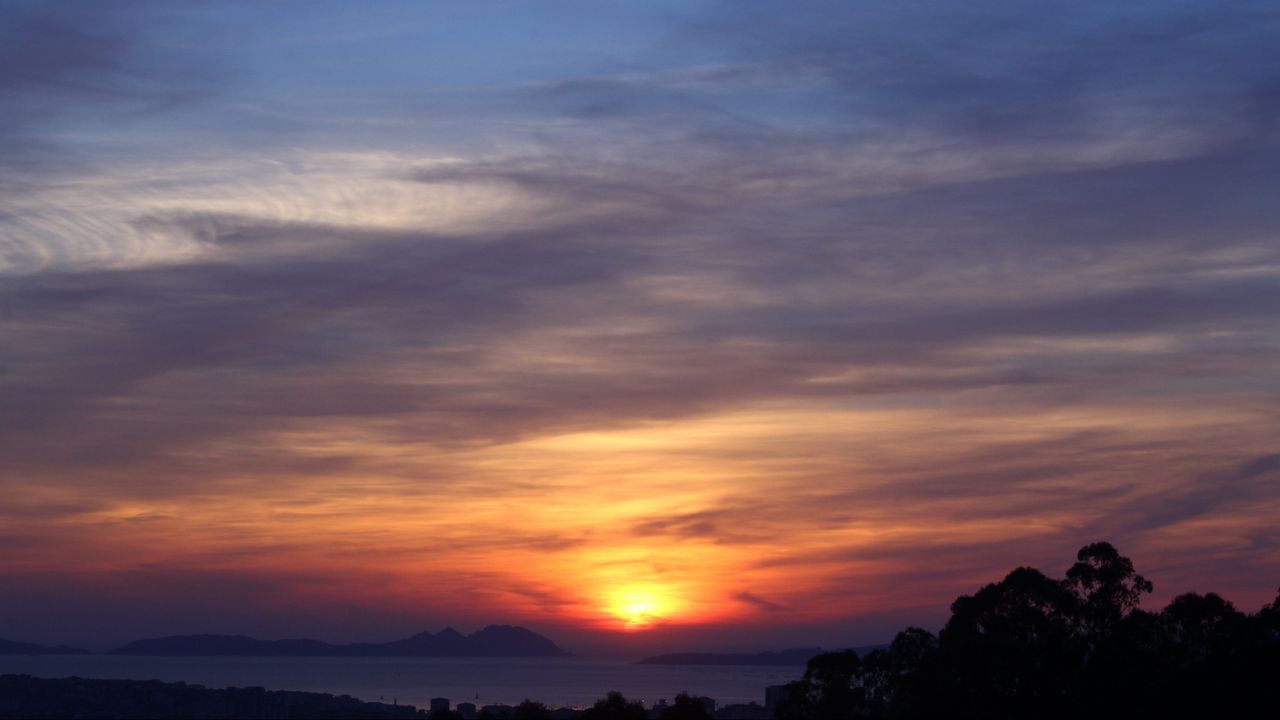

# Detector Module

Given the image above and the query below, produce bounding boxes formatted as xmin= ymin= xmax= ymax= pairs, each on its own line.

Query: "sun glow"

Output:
xmin=603 ymin=585 xmax=681 ymax=631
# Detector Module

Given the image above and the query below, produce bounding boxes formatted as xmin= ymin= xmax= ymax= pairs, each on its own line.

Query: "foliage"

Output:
xmin=659 ymin=692 xmax=714 ymax=720
xmin=1065 ymin=541 xmax=1153 ymax=631
xmin=774 ymin=542 xmax=1280 ymax=720
xmin=776 ymin=650 xmax=862 ymax=720
xmin=513 ymin=699 xmax=551 ymax=720
xmin=583 ymin=691 xmax=647 ymax=720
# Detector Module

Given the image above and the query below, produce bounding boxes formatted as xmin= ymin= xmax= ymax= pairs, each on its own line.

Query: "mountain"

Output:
xmin=0 ymin=638 xmax=90 ymax=655
xmin=109 ymin=634 xmax=334 ymax=657
xmin=455 ymin=624 xmax=568 ymax=656
xmin=110 ymin=626 xmax=570 ymax=657
xmin=639 ymin=645 xmax=889 ymax=666
xmin=341 ymin=625 xmax=566 ymax=657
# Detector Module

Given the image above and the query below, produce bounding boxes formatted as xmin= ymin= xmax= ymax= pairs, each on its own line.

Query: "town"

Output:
xmin=0 ymin=675 xmax=783 ymax=720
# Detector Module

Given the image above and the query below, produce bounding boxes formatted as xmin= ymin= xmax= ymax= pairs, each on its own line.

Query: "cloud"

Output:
xmin=735 ymin=591 xmax=788 ymax=613
xmin=2 ymin=0 xmax=1279 ymax=649
xmin=0 ymin=2 xmax=220 ymax=177
xmin=688 ymin=1 xmax=1280 ymax=138
xmin=1233 ymin=453 xmax=1280 ymax=481
xmin=3 ymin=138 xmax=1278 ymax=525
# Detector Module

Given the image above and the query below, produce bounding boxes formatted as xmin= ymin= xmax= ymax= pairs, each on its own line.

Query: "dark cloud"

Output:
xmin=633 ymin=510 xmax=730 ymax=540
xmin=0 ymin=1 xmax=220 ymax=178
xmin=1085 ymin=451 xmax=1280 ymax=536
xmin=734 ymin=591 xmax=787 ymax=613
xmin=687 ymin=1 xmax=1280 ymax=139
xmin=628 ymin=507 xmax=789 ymax=546
xmin=1233 ymin=453 xmax=1280 ymax=481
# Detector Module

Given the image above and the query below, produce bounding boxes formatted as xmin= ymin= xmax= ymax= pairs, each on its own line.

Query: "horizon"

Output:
xmin=6 ymin=621 xmax=851 ymax=657
xmin=3 ymin=1 xmax=1279 ymax=658
xmin=4 ymin=541 xmax=1273 ymax=657
xmin=5 ymin=618 xmax=889 ymax=658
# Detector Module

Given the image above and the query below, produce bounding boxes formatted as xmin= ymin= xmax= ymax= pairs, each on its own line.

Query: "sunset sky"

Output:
xmin=2 ymin=0 xmax=1279 ymax=655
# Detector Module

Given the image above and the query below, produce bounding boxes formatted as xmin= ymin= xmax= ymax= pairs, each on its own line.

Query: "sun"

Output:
xmin=622 ymin=596 xmax=664 ymax=630
xmin=603 ymin=585 xmax=679 ymax=631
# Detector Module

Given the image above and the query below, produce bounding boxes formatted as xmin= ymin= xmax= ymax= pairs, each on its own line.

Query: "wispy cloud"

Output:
xmin=2 ymin=0 xmax=1278 ymax=649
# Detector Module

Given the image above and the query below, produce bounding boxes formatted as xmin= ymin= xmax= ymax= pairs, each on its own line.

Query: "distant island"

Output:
xmin=110 ymin=625 xmax=569 ymax=657
xmin=0 ymin=638 xmax=90 ymax=655
xmin=639 ymin=646 xmax=886 ymax=666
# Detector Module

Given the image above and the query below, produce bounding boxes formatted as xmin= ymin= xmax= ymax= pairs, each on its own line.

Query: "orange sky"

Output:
xmin=5 ymin=389 xmax=1278 ymax=651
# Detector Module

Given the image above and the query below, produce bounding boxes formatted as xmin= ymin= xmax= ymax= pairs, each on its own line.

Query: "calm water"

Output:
xmin=0 ymin=655 xmax=801 ymax=709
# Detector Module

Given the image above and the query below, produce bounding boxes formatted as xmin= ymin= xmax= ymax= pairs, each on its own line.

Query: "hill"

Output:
xmin=0 ymin=638 xmax=90 ymax=655
xmin=110 ymin=625 xmax=569 ymax=657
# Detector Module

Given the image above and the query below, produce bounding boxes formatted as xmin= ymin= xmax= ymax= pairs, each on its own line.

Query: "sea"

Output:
xmin=0 ymin=655 xmax=803 ymax=709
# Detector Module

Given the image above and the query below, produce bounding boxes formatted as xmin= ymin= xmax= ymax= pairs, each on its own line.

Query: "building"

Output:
xmin=764 ymin=685 xmax=790 ymax=715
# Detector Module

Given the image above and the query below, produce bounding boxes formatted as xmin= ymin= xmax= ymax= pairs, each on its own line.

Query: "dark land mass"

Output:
xmin=639 ymin=646 xmax=887 ymax=666
xmin=0 ymin=676 xmax=771 ymax=720
xmin=110 ymin=625 xmax=569 ymax=657
xmin=0 ymin=674 xmax=422 ymax=719
xmin=0 ymin=638 xmax=89 ymax=656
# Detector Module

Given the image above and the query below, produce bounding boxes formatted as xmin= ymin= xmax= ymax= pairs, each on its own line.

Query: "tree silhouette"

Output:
xmin=776 ymin=650 xmax=862 ymax=720
xmin=659 ymin=692 xmax=713 ymax=720
xmin=513 ymin=699 xmax=550 ymax=720
xmin=582 ymin=691 xmax=647 ymax=720
xmin=858 ymin=627 xmax=940 ymax=718
xmin=769 ymin=542 xmax=1279 ymax=720
xmin=939 ymin=566 xmax=1082 ymax=719
xmin=1065 ymin=541 xmax=1153 ymax=632
xmin=1261 ymin=587 xmax=1280 ymax=636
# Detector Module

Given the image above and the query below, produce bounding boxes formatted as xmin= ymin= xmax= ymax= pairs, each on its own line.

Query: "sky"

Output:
xmin=2 ymin=0 xmax=1279 ymax=656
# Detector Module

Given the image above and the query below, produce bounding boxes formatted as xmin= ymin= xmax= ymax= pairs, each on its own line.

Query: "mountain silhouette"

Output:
xmin=0 ymin=638 xmax=90 ymax=655
xmin=109 ymin=625 xmax=569 ymax=657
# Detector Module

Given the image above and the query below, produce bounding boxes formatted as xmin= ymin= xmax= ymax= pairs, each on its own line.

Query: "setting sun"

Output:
xmin=603 ymin=586 xmax=682 ymax=631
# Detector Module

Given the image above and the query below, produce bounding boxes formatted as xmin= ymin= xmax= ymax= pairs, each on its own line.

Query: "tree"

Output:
xmin=582 ymin=691 xmax=647 ymax=720
xmin=513 ymin=699 xmax=550 ymax=720
xmin=1151 ymin=592 xmax=1252 ymax=716
xmin=659 ymin=692 xmax=713 ymax=720
xmin=765 ymin=543 xmax=1278 ymax=720
xmin=1160 ymin=592 xmax=1246 ymax=662
xmin=775 ymin=650 xmax=862 ymax=720
xmin=860 ymin=627 xmax=939 ymax=718
xmin=1062 ymin=542 xmax=1156 ymax=717
xmin=939 ymin=566 xmax=1081 ymax=719
xmin=1065 ymin=541 xmax=1153 ymax=632
xmin=1256 ymin=586 xmax=1280 ymax=637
